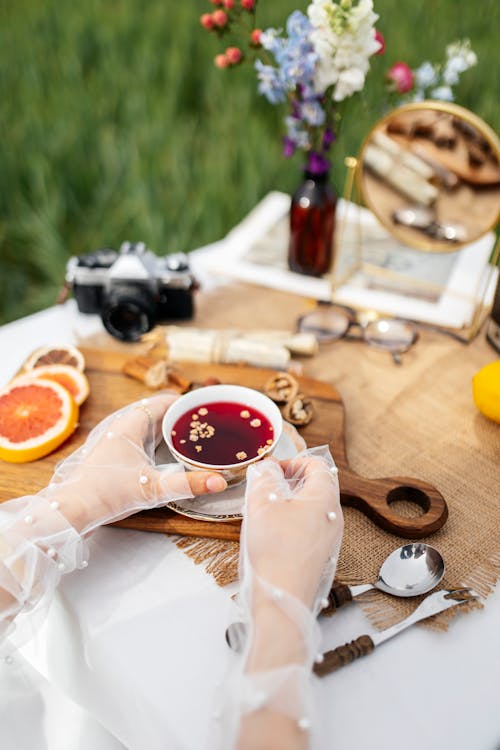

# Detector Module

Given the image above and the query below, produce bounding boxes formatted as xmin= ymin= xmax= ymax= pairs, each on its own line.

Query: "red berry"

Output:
xmin=226 ymin=46 xmax=242 ymax=64
xmin=250 ymin=28 xmax=262 ymax=45
xmin=212 ymin=9 xmax=228 ymax=26
xmin=241 ymin=0 xmax=255 ymax=9
xmin=223 ymin=0 xmax=235 ymax=8
xmin=214 ymin=53 xmax=230 ymax=69
xmin=210 ymin=0 xmax=223 ymax=4
xmin=200 ymin=13 xmax=215 ymax=30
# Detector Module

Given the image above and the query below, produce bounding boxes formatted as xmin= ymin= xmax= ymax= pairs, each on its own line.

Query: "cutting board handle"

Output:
xmin=339 ymin=470 xmax=448 ymax=538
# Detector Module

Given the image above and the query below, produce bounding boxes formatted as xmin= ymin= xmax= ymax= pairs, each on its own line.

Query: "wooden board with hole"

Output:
xmin=0 ymin=347 xmax=448 ymax=540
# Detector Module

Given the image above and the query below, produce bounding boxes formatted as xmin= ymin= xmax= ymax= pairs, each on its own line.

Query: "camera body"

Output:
xmin=66 ymin=242 xmax=196 ymax=341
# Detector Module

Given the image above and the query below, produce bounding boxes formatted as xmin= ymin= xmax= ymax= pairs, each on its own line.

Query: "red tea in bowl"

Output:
xmin=170 ymin=401 xmax=275 ymax=466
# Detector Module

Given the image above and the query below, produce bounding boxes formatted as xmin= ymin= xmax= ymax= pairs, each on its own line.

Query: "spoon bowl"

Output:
xmin=374 ymin=543 xmax=445 ymax=597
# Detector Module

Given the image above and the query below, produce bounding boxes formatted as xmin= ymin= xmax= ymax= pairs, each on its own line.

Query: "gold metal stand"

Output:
xmin=329 ymin=156 xmax=500 ymax=342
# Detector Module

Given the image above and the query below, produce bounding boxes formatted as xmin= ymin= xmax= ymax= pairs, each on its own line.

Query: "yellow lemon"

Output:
xmin=472 ymin=360 xmax=500 ymax=424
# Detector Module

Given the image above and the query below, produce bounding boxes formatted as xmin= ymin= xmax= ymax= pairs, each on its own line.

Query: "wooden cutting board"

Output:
xmin=0 ymin=347 xmax=448 ymax=540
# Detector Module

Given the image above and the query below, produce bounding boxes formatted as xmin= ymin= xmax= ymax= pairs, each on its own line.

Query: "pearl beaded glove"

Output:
xmin=0 ymin=393 xmax=226 ymax=643
xmin=217 ymin=446 xmax=343 ymax=749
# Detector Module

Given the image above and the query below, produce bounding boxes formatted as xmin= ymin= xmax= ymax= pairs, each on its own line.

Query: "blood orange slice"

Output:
xmin=24 ymin=345 xmax=85 ymax=372
xmin=18 ymin=364 xmax=90 ymax=406
xmin=0 ymin=380 xmax=79 ymax=463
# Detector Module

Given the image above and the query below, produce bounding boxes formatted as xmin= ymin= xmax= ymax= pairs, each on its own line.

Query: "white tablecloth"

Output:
xmin=2 ymin=300 xmax=500 ymax=750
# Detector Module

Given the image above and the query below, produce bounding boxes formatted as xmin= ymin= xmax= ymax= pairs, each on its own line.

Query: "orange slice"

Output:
xmin=0 ymin=380 xmax=79 ymax=463
xmin=24 ymin=345 xmax=85 ymax=372
xmin=17 ymin=364 xmax=90 ymax=406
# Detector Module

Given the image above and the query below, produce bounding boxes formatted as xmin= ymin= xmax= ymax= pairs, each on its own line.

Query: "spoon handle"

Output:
xmin=321 ymin=583 xmax=354 ymax=615
xmin=313 ymin=635 xmax=375 ymax=675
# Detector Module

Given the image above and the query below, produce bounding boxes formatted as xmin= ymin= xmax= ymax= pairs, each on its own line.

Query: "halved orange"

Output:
xmin=24 ymin=344 xmax=85 ymax=372
xmin=0 ymin=380 xmax=79 ymax=463
xmin=18 ymin=364 xmax=90 ymax=406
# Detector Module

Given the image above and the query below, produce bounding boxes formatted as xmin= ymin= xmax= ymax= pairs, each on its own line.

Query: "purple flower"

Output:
xmin=283 ymin=137 xmax=296 ymax=158
xmin=322 ymin=128 xmax=336 ymax=148
xmin=306 ymin=151 xmax=331 ymax=175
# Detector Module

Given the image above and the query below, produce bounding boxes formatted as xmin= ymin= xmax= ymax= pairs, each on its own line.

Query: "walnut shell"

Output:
xmin=264 ymin=372 xmax=299 ymax=404
xmin=283 ymin=393 xmax=314 ymax=426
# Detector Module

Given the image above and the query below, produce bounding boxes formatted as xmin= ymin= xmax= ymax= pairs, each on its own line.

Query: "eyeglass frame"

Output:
xmin=297 ymin=302 xmax=419 ymax=364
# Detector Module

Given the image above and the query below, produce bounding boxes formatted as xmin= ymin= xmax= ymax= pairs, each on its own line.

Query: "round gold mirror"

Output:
xmin=358 ymin=101 xmax=500 ymax=252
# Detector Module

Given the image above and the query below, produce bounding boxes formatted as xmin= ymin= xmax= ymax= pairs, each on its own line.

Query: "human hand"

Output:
xmin=43 ymin=392 xmax=227 ymax=534
xmin=242 ymin=447 xmax=343 ymax=610
xmin=216 ymin=447 xmax=343 ymax=746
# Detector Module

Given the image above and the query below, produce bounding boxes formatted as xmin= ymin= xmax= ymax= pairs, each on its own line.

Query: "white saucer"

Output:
xmin=155 ymin=430 xmax=299 ymax=522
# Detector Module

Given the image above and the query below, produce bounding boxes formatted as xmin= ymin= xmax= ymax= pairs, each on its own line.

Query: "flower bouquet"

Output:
xmin=200 ymin=0 xmax=384 ymax=276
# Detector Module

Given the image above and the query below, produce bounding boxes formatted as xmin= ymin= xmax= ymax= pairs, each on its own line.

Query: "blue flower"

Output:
xmin=285 ymin=117 xmax=311 ymax=149
xmin=255 ymin=60 xmax=287 ymax=104
xmin=286 ymin=10 xmax=311 ymax=40
xmin=260 ymin=29 xmax=285 ymax=58
xmin=259 ymin=11 xmax=318 ymax=96
xmin=299 ymin=99 xmax=326 ymax=127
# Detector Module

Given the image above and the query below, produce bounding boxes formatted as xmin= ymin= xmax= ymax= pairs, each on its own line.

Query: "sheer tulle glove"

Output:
xmin=0 ymin=393 xmax=226 ymax=637
xmin=43 ymin=392 xmax=227 ymax=534
xmin=219 ymin=446 xmax=343 ymax=748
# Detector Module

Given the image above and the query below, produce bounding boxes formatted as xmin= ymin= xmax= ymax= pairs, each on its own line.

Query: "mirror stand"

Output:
xmin=328 ymin=155 xmax=499 ymax=342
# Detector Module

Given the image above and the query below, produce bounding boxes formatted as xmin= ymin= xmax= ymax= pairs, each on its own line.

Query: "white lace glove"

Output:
xmin=0 ymin=393 xmax=227 ymax=643
xmin=217 ymin=446 xmax=343 ymax=750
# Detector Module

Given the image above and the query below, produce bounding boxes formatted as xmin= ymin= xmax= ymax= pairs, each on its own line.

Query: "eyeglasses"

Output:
xmin=297 ymin=304 xmax=418 ymax=364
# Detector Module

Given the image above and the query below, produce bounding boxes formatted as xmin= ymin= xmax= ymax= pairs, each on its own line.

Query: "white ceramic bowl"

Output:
xmin=162 ymin=384 xmax=283 ymax=485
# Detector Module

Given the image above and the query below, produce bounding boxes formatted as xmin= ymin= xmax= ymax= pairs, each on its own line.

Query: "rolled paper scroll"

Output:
xmin=165 ymin=327 xmax=290 ymax=369
xmin=364 ymin=143 xmax=439 ymax=206
xmin=372 ymin=131 xmax=435 ymax=180
xmin=237 ymin=330 xmax=319 ymax=357
xmin=164 ymin=327 xmax=318 ymax=369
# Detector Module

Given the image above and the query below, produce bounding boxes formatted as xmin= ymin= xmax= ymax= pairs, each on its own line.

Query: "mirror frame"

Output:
xmin=356 ymin=101 xmax=500 ymax=253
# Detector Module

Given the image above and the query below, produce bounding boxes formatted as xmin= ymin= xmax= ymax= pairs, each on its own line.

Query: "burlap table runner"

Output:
xmin=176 ymin=283 xmax=499 ymax=630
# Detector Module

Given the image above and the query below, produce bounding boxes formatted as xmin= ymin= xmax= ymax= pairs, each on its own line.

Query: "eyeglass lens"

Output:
xmin=363 ymin=319 xmax=416 ymax=353
xmin=298 ymin=308 xmax=350 ymax=342
xmin=298 ymin=307 xmax=417 ymax=353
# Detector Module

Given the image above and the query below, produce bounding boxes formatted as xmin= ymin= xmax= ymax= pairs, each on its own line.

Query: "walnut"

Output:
xmin=283 ymin=393 xmax=314 ymax=426
xmin=264 ymin=372 xmax=299 ymax=404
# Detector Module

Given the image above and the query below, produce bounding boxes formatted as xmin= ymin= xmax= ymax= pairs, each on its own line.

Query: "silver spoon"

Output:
xmin=323 ymin=543 xmax=445 ymax=613
xmin=225 ymin=544 xmax=445 ymax=651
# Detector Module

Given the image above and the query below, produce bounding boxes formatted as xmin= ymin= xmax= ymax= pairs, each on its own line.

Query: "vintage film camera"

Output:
xmin=66 ymin=242 xmax=196 ymax=341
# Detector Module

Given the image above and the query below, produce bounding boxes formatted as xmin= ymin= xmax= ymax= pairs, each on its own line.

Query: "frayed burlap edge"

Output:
xmin=175 ymin=536 xmax=240 ymax=586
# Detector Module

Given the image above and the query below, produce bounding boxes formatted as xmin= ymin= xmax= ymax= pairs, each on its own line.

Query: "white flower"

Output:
xmin=334 ymin=67 xmax=365 ymax=100
xmin=307 ymin=0 xmax=379 ymax=101
xmin=430 ymin=85 xmax=454 ymax=102
xmin=446 ymin=39 xmax=477 ymax=69
xmin=414 ymin=62 xmax=439 ymax=89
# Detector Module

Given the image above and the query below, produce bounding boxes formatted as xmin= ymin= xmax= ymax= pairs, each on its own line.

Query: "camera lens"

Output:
xmin=101 ymin=285 xmax=156 ymax=342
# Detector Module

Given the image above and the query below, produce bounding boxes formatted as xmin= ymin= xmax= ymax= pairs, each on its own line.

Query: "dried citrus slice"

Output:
xmin=17 ymin=364 xmax=90 ymax=406
xmin=24 ymin=345 xmax=85 ymax=372
xmin=0 ymin=380 xmax=79 ymax=463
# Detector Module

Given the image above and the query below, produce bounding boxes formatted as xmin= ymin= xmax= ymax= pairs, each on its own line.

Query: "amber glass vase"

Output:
xmin=288 ymin=168 xmax=337 ymax=277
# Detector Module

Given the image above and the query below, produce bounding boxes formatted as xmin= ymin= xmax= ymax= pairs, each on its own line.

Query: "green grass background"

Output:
xmin=0 ymin=0 xmax=498 ymax=324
